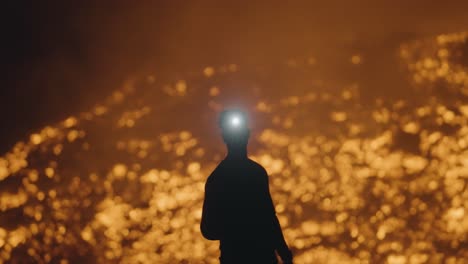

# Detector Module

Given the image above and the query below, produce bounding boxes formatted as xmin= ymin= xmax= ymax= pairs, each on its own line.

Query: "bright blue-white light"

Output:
xmin=219 ymin=110 xmax=248 ymax=131
xmin=230 ymin=116 xmax=241 ymax=127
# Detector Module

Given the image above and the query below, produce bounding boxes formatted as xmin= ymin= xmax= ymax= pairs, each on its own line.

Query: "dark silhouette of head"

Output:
xmin=218 ymin=109 xmax=250 ymax=156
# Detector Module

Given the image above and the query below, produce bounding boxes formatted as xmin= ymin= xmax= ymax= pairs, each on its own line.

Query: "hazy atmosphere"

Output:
xmin=2 ymin=1 xmax=468 ymax=263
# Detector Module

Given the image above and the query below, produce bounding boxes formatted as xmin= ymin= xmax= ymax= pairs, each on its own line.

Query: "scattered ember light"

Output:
xmin=351 ymin=55 xmax=362 ymax=65
xmin=1 ymin=32 xmax=468 ymax=263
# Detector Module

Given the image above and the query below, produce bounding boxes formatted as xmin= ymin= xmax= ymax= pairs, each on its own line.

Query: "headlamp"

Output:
xmin=219 ymin=109 xmax=248 ymax=131
xmin=229 ymin=115 xmax=242 ymax=128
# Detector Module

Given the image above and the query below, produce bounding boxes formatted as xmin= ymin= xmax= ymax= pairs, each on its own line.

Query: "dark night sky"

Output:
xmin=3 ymin=1 xmax=468 ymax=153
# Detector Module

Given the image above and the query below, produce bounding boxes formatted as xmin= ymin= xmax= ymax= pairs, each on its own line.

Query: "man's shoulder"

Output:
xmin=207 ymin=162 xmax=223 ymax=180
xmin=208 ymin=158 xmax=267 ymax=179
xmin=206 ymin=160 xmax=230 ymax=181
xmin=247 ymin=158 xmax=268 ymax=175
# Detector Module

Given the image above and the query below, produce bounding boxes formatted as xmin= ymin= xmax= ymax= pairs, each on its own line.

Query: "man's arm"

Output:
xmin=272 ymin=214 xmax=293 ymax=263
xmin=200 ymin=176 xmax=222 ymax=240
xmin=260 ymin=168 xmax=293 ymax=263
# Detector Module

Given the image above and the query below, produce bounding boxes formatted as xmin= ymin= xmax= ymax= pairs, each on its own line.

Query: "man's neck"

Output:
xmin=226 ymin=148 xmax=248 ymax=160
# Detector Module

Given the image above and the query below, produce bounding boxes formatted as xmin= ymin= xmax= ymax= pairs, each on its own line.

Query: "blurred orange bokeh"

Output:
xmin=1 ymin=32 xmax=468 ymax=263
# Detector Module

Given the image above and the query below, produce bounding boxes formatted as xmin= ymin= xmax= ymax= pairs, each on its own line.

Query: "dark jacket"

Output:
xmin=200 ymin=157 xmax=292 ymax=262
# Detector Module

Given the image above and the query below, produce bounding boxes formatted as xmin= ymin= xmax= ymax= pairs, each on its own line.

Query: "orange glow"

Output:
xmin=1 ymin=31 xmax=468 ymax=263
xmin=350 ymin=55 xmax=361 ymax=65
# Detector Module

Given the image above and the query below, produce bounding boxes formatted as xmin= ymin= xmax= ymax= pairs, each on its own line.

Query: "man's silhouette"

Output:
xmin=201 ymin=109 xmax=293 ymax=264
